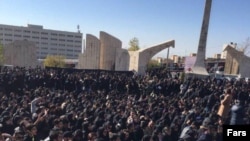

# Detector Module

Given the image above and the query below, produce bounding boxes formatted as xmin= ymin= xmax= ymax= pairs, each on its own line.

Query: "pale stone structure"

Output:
xmin=115 ymin=48 xmax=130 ymax=71
xmin=128 ymin=40 xmax=175 ymax=74
xmin=192 ymin=0 xmax=212 ymax=76
xmin=99 ymin=31 xmax=122 ymax=70
xmin=4 ymin=40 xmax=38 ymax=68
xmin=78 ymin=31 xmax=175 ymax=75
xmin=78 ymin=34 xmax=100 ymax=69
xmin=223 ymin=45 xmax=250 ymax=77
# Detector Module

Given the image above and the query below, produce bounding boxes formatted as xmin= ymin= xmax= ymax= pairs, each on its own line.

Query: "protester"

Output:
xmin=0 ymin=66 xmax=249 ymax=141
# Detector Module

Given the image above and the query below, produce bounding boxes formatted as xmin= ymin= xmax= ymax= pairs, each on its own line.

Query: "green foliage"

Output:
xmin=147 ymin=59 xmax=160 ymax=70
xmin=0 ymin=42 xmax=4 ymax=65
xmin=43 ymin=55 xmax=66 ymax=68
xmin=128 ymin=37 xmax=140 ymax=51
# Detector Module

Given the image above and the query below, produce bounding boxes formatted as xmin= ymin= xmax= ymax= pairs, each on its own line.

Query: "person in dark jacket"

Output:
xmin=230 ymin=99 xmax=245 ymax=125
xmin=24 ymin=124 xmax=39 ymax=141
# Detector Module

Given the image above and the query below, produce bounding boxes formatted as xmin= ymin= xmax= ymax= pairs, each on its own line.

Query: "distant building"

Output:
xmin=213 ymin=53 xmax=221 ymax=59
xmin=206 ymin=57 xmax=225 ymax=73
xmin=190 ymin=53 xmax=197 ymax=57
xmin=170 ymin=55 xmax=180 ymax=63
xmin=0 ymin=24 xmax=82 ymax=59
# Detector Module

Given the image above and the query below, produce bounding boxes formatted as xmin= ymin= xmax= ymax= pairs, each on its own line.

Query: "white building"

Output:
xmin=0 ymin=24 xmax=82 ymax=59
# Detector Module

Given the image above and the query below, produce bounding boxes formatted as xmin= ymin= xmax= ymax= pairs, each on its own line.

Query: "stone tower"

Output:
xmin=192 ymin=0 xmax=212 ymax=76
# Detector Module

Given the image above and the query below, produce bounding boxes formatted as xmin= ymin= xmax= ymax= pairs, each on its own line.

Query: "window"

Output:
xmin=67 ymin=35 xmax=73 ymax=37
xmin=51 ymin=43 xmax=58 ymax=46
xmin=51 ymin=38 xmax=57 ymax=41
xmin=51 ymin=48 xmax=57 ymax=50
xmin=67 ymin=49 xmax=73 ymax=52
xmin=41 ymin=37 xmax=48 ymax=40
xmin=32 ymin=31 xmax=39 ymax=34
xmin=32 ymin=36 xmax=39 ymax=39
xmin=74 ymin=40 xmax=81 ymax=43
xmin=14 ymin=29 xmax=22 ymax=32
xmin=59 ymin=44 xmax=65 ymax=46
xmin=4 ymin=34 xmax=12 ymax=36
xmin=41 ymin=47 xmax=48 ymax=49
xmin=74 ymin=50 xmax=81 ymax=52
xmin=67 ymin=40 xmax=73 ymax=42
xmin=66 ymin=54 xmax=73 ymax=56
xmin=41 ymin=52 xmax=47 ymax=55
xmin=4 ymin=28 xmax=12 ymax=31
xmin=41 ymin=32 xmax=48 ymax=35
xmin=5 ymin=39 xmax=12 ymax=41
xmin=74 ymin=35 xmax=82 ymax=38
xmin=59 ymin=34 xmax=65 ymax=37
xmin=14 ymin=34 xmax=22 ymax=37
xmin=41 ymin=42 xmax=48 ymax=45
xmin=67 ymin=44 xmax=73 ymax=47
xmin=24 ymin=30 xmax=30 ymax=33
xmin=23 ymin=35 xmax=30 ymax=38
xmin=51 ymin=33 xmax=58 ymax=36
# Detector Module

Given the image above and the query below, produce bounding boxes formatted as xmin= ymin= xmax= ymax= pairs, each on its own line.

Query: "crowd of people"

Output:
xmin=0 ymin=66 xmax=249 ymax=141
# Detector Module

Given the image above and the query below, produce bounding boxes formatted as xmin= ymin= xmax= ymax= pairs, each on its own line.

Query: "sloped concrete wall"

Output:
xmin=99 ymin=31 xmax=122 ymax=70
xmin=224 ymin=46 xmax=241 ymax=75
xmin=115 ymin=48 xmax=130 ymax=71
xmin=128 ymin=51 xmax=140 ymax=71
xmin=78 ymin=34 xmax=100 ymax=69
xmin=4 ymin=40 xmax=38 ymax=68
xmin=240 ymin=56 xmax=250 ymax=78
xmin=224 ymin=45 xmax=250 ymax=77
xmin=130 ymin=40 xmax=175 ymax=74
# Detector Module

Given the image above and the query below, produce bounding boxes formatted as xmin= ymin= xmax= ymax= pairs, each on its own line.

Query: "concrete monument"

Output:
xmin=128 ymin=40 xmax=175 ymax=74
xmin=99 ymin=31 xmax=122 ymax=70
xmin=191 ymin=0 xmax=212 ymax=76
xmin=223 ymin=45 xmax=250 ymax=77
xmin=78 ymin=34 xmax=100 ymax=69
xmin=4 ymin=40 xmax=38 ymax=68
xmin=78 ymin=31 xmax=175 ymax=75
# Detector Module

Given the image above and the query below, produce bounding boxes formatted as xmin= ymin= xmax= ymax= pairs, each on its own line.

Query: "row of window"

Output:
xmin=0 ymin=28 xmax=81 ymax=38
xmin=41 ymin=47 xmax=81 ymax=52
xmin=1 ymin=39 xmax=81 ymax=48
xmin=38 ymin=53 xmax=77 ymax=57
xmin=39 ymin=52 xmax=78 ymax=56
xmin=1 ymin=34 xmax=81 ymax=42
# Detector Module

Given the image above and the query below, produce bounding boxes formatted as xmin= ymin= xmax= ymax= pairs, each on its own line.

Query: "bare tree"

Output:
xmin=238 ymin=37 xmax=250 ymax=56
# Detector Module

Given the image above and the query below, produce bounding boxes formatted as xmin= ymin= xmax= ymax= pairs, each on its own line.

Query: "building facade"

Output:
xmin=0 ymin=24 xmax=82 ymax=59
